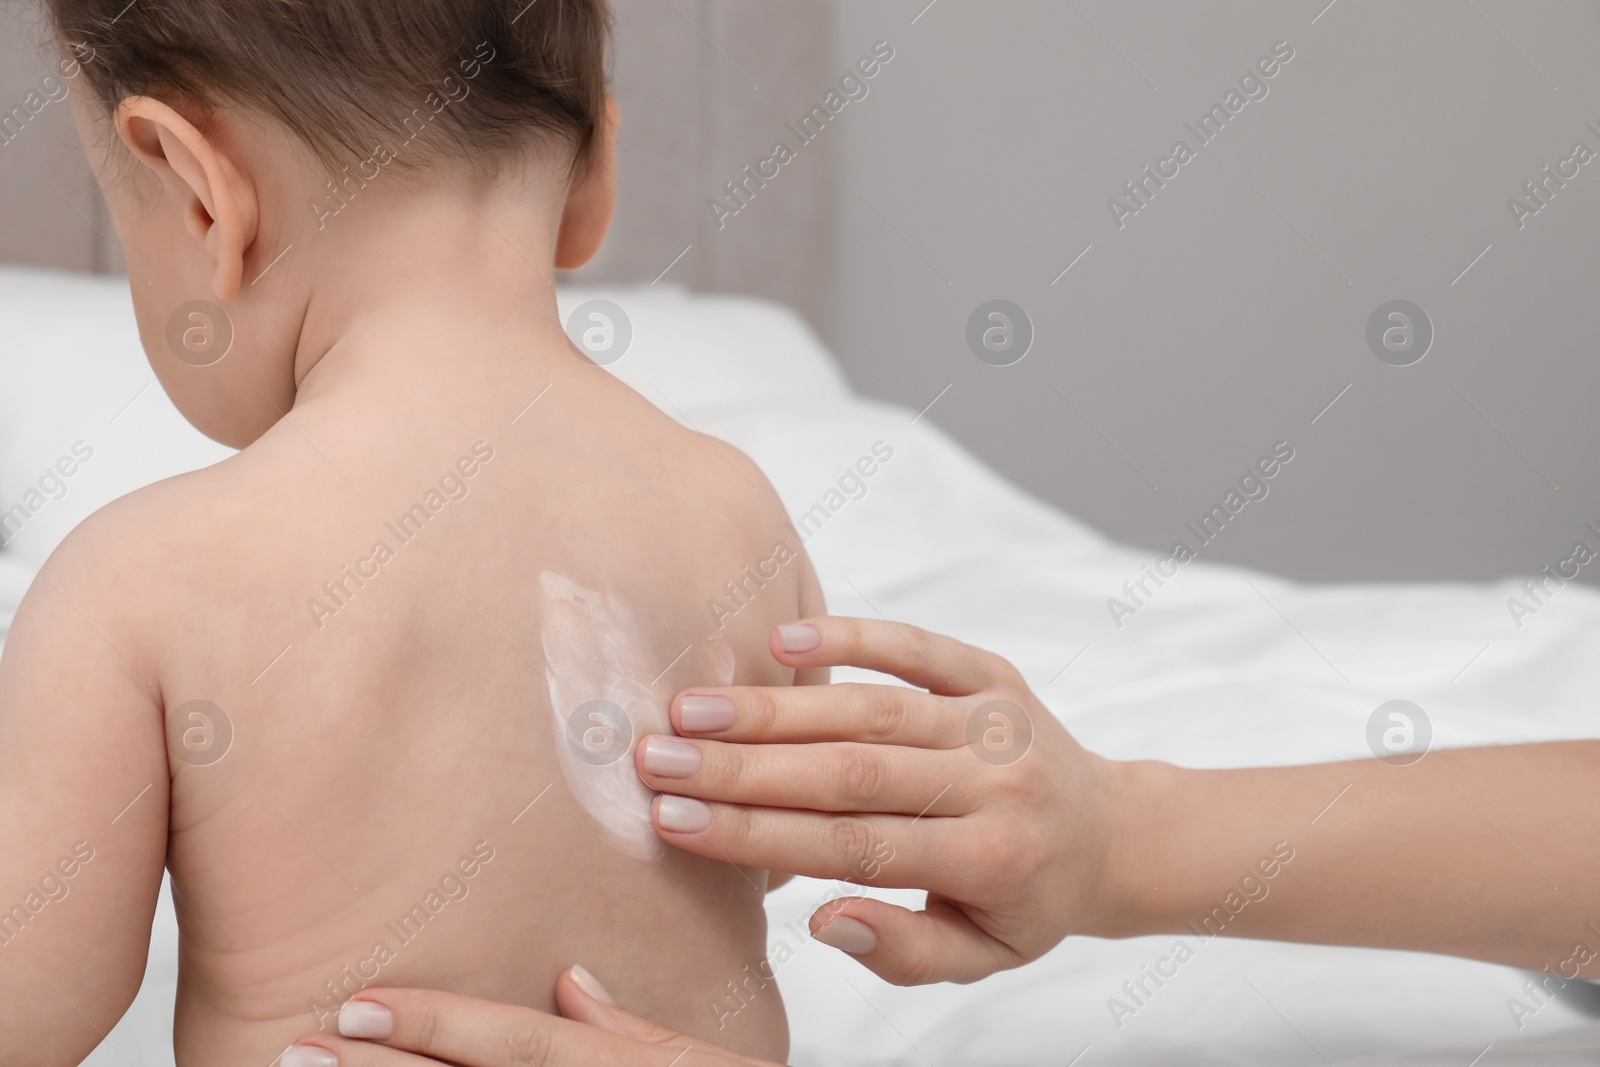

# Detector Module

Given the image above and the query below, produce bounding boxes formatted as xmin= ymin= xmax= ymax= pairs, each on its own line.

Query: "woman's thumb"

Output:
xmin=809 ymin=896 xmax=1012 ymax=986
xmin=556 ymin=965 xmax=682 ymax=1043
xmin=557 ymin=966 xmax=783 ymax=1066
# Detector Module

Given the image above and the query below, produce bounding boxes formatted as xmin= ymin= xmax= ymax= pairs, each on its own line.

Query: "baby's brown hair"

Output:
xmin=43 ymin=0 xmax=612 ymax=178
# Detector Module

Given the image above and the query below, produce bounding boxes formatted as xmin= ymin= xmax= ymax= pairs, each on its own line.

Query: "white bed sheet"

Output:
xmin=2 ymin=267 xmax=1599 ymax=1065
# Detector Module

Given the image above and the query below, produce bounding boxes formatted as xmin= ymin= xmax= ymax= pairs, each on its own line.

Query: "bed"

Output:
xmin=3 ymin=266 xmax=1600 ymax=1066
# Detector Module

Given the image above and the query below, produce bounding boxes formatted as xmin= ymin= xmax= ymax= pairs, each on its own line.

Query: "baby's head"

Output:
xmin=47 ymin=0 xmax=615 ymax=445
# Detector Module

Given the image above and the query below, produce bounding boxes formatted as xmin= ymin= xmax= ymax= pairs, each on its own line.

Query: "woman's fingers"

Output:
xmin=639 ymin=737 xmax=974 ymax=816
xmin=288 ymin=972 xmax=776 ymax=1067
xmin=287 ymin=1028 xmax=739 ymax=1067
xmin=283 ymin=1036 xmax=446 ymax=1066
xmin=653 ymin=798 xmax=942 ymax=888
xmin=289 ymin=987 xmax=717 ymax=1067
xmin=808 ymin=896 xmax=1020 ymax=987
xmin=769 ymin=617 xmax=1009 ymax=696
xmin=673 ymin=681 xmax=964 ymax=748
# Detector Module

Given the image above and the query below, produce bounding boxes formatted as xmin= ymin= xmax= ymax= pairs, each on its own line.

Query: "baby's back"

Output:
xmin=143 ymin=353 xmax=803 ymax=1063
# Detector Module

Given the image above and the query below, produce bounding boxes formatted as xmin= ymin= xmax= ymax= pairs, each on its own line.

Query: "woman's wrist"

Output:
xmin=1089 ymin=757 xmax=1191 ymax=941
xmin=1097 ymin=760 xmax=1320 ymax=946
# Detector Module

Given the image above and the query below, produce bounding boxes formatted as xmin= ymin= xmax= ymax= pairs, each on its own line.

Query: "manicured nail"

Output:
xmin=656 ymin=795 xmax=713 ymax=833
xmin=813 ymin=916 xmax=877 ymax=956
xmin=640 ymin=736 xmax=701 ymax=778
xmin=282 ymin=1047 xmax=338 ymax=1067
xmin=338 ymin=999 xmax=394 ymax=1039
xmin=678 ymin=694 xmax=736 ymax=733
xmin=778 ymin=623 xmax=822 ymax=653
xmin=570 ymin=964 xmax=617 ymax=1006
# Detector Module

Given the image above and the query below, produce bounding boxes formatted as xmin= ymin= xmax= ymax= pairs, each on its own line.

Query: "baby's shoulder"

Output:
xmin=33 ymin=452 xmax=272 ymax=618
xmin=672 ymin=428 xmax=792 ymax=545
xmin=662 ymin=429 xmax=818 ymax=626
xmin=8 ymin=454 xmax=265 ymax=694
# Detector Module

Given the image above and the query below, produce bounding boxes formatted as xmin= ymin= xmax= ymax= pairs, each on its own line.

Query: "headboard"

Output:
xmin=0 ymin=0 xmax=835 ymax=332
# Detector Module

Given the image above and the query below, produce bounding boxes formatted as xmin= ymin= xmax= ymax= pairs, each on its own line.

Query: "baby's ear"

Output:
xmin=554 ymin=94 xmax=619 ymax=271
xmin=113 ymin=96 xmax=259 ymax=301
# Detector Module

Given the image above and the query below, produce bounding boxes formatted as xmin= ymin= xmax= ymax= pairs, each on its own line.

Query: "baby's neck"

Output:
xmin=282 ymin=178 xmax=571 ymax=416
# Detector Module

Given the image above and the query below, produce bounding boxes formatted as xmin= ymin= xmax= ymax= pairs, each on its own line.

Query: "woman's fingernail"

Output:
xmin=338 ymin=999 xmax=394 ymax=1039
xmin=813 ymin=916 xmax=878 ymax=956
xmin=570 ymin=964 xmax=618 ymax=1006
xmin=778 ymin=623 xmax=822 ymax=653
xmin=281 ymin=1047 xmax=339 ymax=1067
xmin=656 ymin=795 xmax=713 ymax=833
xmin=640 ymin=736 xmax=701 ymax=778
xmin=678 ymin=694 xmax=736 ymax=733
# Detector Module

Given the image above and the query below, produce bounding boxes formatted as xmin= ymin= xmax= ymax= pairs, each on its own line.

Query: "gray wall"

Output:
xmin=580 ymin=0 xmax=834 ymax=329
xmin=0 ymin=5 xmax=113 ymax=273
xmin=829 ymin=0 xmax=1600 ymax=585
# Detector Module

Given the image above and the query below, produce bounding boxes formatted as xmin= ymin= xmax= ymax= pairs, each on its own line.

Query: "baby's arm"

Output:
xmin=1117 ymin=743 xmax=1600 ymax=976
xmin=0 ymin=529 xmax=170 ymax=1065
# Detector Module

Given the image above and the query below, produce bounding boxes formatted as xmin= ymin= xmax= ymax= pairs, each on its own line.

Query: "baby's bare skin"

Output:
xmin=2 ymin=317 xmax=810 ymax=1065
xmin=0 ymin=90 xmax=815 ymax=1066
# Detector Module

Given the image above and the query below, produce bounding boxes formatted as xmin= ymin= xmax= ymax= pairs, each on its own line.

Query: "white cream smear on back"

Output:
xmin=540 ymin=571 xmax=734 ymax=860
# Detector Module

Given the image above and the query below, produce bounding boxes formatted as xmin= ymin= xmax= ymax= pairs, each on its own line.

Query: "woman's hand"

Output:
xmin=646 ymin=618 xmax=1600 ymax=982
xmin=283 ymin=967 xmax=782 ymax=1066
xmin=639 ymin=616 xmax=1149 ymax=986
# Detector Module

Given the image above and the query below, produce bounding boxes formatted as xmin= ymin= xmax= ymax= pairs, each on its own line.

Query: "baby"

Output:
xmin=0 ymin=1 xmax=823 ymax=1063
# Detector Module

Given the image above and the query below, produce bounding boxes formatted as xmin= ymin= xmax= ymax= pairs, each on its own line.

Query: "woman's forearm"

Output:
xmin=1114 ymin=742 xmax=1600 ymax=977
